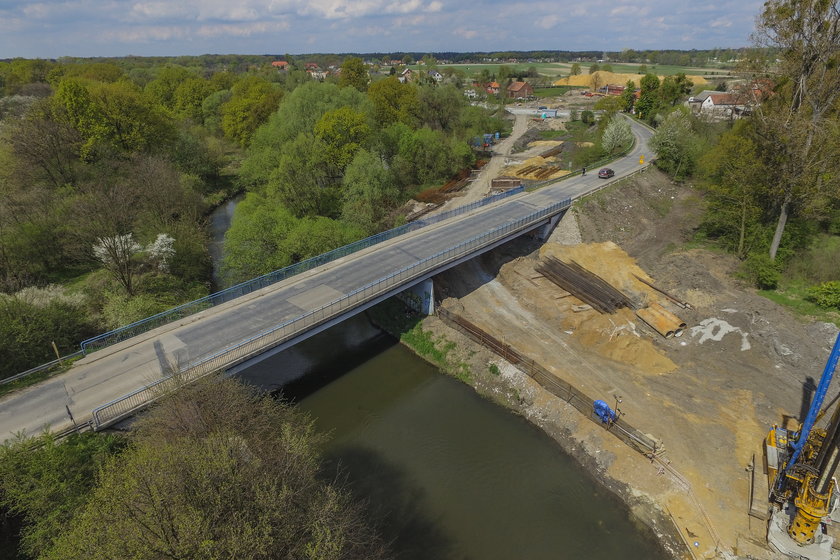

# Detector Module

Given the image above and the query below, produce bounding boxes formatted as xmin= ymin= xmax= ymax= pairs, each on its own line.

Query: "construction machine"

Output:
xmin=765 ymin=332 xmax=840 ymax=559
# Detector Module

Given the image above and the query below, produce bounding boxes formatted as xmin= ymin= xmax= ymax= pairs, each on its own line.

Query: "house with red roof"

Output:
xmin=272 ymin=61 xmax=289 ymax=70
xmin=507 ymin=81 xmax=534 ymax=99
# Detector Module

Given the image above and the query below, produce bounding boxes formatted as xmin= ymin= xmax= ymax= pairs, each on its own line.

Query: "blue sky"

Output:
xmin=1 ymin=0 xmax=762 ymax=59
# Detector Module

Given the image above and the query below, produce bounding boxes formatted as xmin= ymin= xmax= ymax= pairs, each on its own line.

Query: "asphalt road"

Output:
xmin=0 ymin=117 xmax=653 ymax=441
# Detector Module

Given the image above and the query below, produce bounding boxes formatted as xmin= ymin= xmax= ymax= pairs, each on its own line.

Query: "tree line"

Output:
xmin=221 ymin=60 xmax=504 ymax=284
xmin=0 ymin=58 xmax=289 ymax=377
xmin=0 ymin=55 xmax=504 ymax=379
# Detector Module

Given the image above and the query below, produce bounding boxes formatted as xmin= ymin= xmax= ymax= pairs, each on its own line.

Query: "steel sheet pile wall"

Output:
xmin=436 ymin=307 xmax=660 ymax=456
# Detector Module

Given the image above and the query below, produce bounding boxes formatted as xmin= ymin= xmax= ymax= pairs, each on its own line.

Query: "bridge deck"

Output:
xmin=0 ymin=117 xmax=652 ymax=439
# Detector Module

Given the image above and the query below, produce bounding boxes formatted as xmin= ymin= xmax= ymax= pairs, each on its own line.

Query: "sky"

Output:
xmin=0 ymin=0 xmax=763 ymax=59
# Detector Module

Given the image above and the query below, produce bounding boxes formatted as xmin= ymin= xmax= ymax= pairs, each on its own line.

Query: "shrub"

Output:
xmin=808 ymin=281 xmax=840 ymax=309
xmin=744 ymin=252 xmax=781 ymax=289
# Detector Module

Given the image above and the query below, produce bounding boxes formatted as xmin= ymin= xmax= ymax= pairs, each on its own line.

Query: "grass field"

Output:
xmin=533 ymin=86 xmax=586 ymax=97
xmin=438 ymin=62 xmax=568 ymax=78
xmin=409 ymin=61 xmax=732 ymax=80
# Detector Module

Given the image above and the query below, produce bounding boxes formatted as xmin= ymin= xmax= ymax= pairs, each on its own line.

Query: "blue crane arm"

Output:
xmin=788 ymin=332 xmax=840 ymax=469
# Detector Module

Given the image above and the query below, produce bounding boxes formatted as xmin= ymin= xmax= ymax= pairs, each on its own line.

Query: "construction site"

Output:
xmin=411 ymin=94 xmax=840 ymax=560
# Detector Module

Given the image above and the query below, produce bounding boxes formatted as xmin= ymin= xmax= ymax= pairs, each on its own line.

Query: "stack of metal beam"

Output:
xmin=535 ymin=256 xmax=636 ymax=314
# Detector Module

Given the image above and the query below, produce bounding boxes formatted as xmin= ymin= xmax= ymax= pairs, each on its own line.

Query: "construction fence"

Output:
xmin=436 ymin=307 xmax=662 ymax=457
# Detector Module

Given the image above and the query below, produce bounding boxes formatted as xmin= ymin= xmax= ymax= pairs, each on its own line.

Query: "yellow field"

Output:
xmin=553 ymin=70 xmax=707 ymax=89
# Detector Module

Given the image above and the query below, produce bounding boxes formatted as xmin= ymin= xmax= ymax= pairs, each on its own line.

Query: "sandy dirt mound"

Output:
xmin=555 ymin=70 xmax=707 ymax=89
xmin=527 ymin=140 xmax=564 ymax=149
xmin=502 ymin=156 xmax=570 ymax=180
xmin=537 ymin=242 xmax=679 ymax=374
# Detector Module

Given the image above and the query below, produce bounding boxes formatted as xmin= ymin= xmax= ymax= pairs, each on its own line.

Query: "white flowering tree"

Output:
xmin=146 ymin=233 xmax=176 ymax=273
xmin=93 ymin=234 xmax=142 ymax=295
xmin=601 ymin=116 xmax=633 ymax=154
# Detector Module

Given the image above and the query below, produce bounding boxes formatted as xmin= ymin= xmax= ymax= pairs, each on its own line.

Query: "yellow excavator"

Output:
xmin=765 ymin=332 xmax=840 ymax=558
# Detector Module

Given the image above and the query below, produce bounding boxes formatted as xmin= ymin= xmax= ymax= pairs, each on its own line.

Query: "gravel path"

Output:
xmin=429 ymin=113 xmax=529 ymax=216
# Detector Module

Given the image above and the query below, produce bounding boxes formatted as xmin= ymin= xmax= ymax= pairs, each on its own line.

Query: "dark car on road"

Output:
xmin=598 ymin=168 xmax=615 ymax=179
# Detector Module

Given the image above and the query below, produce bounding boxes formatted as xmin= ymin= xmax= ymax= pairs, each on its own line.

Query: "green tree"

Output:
xmin=240 ymin=82 xmax=369 ymax=189
xmin=220 ymin=76 xmax=282 ymax=146
xmin=0 ymin=432 xmax=125 ymax=557
xmin=367 ymin=77 xmax=420 ymax=127
xmin=341 ymin=150 xmax=399 ymax=235
xmin=52 ymin=78 xmax=174 ymax=159
xmin=570 ymin=63 xmax=581 ymax=76
xmin=144 ymin=65 xmax=193 ymax=110
xmin=594 ymin=95 xmax=624 ymax=116
xmin=339 ymin=56 xmax=370 ymax=91
xmin=417 ymin=85 xmax=464 ymax=131
xmin=589 ymin=63 xmax=600 ymax=74
xmin=0 ymin=288 xmax=97 ymax=378
xmin=173 ymin=77 xmax=212 ymax=122
xmin=700 ymin=122 xmax=765 ymax=258
xmin=658 ymin=73 xmax=693 ymax=106
xmin=43 ymin=378 xmax=388 ymax=560
xmin=634 ymin=73 xmax=661 ymax=120
xmin=221 ymin=194 xmax=298 ymax=282
xmin=649 ymin=109 xmax=700 ymax=179
xmin=753 ymin=0 xmax=840 ymax=260
xmin=314 ymin=106 xmax=371 ymax=177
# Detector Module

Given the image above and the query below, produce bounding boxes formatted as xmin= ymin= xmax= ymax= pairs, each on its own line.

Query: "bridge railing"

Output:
xmin=78 ymin=187 xmax=525 ymax=356
xmin=91 ymin=195 xmax=569 ymax=429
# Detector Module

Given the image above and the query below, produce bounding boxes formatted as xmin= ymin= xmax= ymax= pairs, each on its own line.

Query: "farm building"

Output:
xmin=507 ymin=81 xmax=534 ymax=99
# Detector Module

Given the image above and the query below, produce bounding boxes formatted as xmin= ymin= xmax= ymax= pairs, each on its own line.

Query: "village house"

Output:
xmin=271 ymin=61 xmax=289 ymax=71
xmin=690 ymin=91 xmax=749 ymax=120
xmin=428 ymin=70 xmax=443 ymax=83
xmin=507 ymin=81 xmax=534 ymax=99
xmin=397 ymin=68 xmax=414 ymax=83
xmin=486 ymin=81 xmax=500 ymax=95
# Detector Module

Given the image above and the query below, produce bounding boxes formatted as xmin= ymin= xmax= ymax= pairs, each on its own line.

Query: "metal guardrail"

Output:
xmin=90 ymin=196 xmax=569 ymax=429
xmin=0 ymin=351 xmax=85 ymax=386
xmin=524 ymin=131 xmax=638 ymax=191
xmin=75 ymin=187 xmax=524 ymax=356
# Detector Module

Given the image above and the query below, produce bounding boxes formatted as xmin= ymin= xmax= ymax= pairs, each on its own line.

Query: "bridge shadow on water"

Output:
xmin=266 ymin=312 xmax=454 ymax=558
xmin=321 ymin=445 xmax=456 ymax=559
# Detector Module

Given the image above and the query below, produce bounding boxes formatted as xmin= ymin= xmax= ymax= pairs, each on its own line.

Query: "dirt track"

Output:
xmin=421 ymin=147 xmax=840 ymax=559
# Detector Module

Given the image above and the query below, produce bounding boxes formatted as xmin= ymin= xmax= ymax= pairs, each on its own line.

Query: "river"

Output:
xmin=209 ymin=202 xmax=671 ymax=560
xmin=236 ymin=316 xmax=669 ymax=560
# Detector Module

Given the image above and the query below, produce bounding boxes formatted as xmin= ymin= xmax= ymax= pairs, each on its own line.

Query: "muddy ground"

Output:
xmin=419 ymin=166 xmax=840 ymax=560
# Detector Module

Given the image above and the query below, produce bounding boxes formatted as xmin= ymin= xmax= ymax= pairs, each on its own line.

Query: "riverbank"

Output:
xmin=369 ymin=300 xmax=687 ymax=560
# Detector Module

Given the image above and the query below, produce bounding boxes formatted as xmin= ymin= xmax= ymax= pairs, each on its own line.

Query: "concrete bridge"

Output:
xmin=0 ymin=117 xmax=653 ymax=440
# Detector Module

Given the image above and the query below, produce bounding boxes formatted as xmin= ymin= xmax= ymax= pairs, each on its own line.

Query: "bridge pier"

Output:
xmin=401 ymin=278 xmax=436 ymax=316
xmin=535 ymin=211 xmax=564 ymax=241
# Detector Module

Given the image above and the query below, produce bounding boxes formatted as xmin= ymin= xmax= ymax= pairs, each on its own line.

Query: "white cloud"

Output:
xmin=196 ymin=21 xmax=289 ymax=37
xmin=0 ymin=0 xmax=759 ymax=58
xmin=535 ymin=14 xmax=563 ymax=30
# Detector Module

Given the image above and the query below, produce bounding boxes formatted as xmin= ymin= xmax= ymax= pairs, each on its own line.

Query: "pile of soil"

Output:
xmin=555 ymin=70 xmax=707 ymax=89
